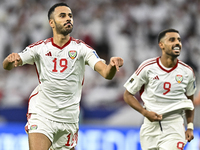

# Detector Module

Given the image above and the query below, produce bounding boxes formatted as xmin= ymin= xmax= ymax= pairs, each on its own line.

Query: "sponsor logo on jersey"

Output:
xmin=68 ymin=50 xmax=77 ymax=59
xmin=153 ymin=75 xmax=159 ymax=80
xmin=30 ymin=125 xmax=38 ymax=130
xmin=175 ymin=74 xmax=183 ymax=83
xmin=45 ymin=51 xmax=52 ymax=56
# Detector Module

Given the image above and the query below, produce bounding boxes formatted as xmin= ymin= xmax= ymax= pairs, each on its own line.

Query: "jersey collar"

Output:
xmin=157 ymin=57 xmax=178 ymax=73
xmin=51 ymin=37 xmax=72 ymax=49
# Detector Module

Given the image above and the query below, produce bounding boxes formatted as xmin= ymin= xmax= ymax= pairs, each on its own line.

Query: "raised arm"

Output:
xmin=94 ymin=57 xmax=123 ymax=80
xmin=3 ymin=53 xmax=22 ymax=70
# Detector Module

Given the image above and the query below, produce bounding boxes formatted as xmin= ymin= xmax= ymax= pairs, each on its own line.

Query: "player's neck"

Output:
xmin=53 ymin=34 xmax=70 ymax=47
xmin=160 ymin=56 xmax=177 ymax=68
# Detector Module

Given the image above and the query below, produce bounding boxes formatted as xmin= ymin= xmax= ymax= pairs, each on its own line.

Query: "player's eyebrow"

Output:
xmin=68 ymin=12 xmax=73 ymax=17
xmin=169 ymin=36 xmax=181 ymax=42
xmin=59 ymin=12 xmax=66 ymax=16
xmin=169 ymin=37 xmax=175 ymax=41
xmin=59 ymin=12 xmax=73 ymax=17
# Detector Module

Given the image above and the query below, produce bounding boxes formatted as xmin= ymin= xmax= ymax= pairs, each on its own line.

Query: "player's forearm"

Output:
xmin=95 ymin=57 xmax=123 ymax=79
xmin=185 ymin=109 xmax=194 ymax=124
xmin=123 ymin=90 xmax=145 ymax=115
xmin=95 ymin=61 xmax=117 ymax=80
xmin=186 ymin=95 xmax=194 ymax=124
xmin=103 ymin=64 xmax=117 ymax=80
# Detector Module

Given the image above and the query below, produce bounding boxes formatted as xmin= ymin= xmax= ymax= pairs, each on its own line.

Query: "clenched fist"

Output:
xmin=3 ymin=53 xmax=22 ymax=70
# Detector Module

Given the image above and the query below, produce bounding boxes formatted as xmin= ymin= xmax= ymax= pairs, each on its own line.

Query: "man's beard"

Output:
xmin=55 ymin=21 xmax=73 ymax=36
xmin=166 ymin=50 xmax=180 ymax=58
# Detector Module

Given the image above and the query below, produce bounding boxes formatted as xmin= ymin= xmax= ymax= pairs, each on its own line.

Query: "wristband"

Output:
xmin=187 ymin=122 xmax=194 ymax=130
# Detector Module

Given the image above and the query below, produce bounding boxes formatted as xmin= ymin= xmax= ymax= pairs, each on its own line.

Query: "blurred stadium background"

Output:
xmin=0 ymin=0 xmax=200 ymax=149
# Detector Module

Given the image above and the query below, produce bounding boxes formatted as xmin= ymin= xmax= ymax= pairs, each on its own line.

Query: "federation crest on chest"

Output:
xmin=175 ymin=74 xmax=183 ymax=83
xmin=68 ymin=50 xmax=77 ymax=59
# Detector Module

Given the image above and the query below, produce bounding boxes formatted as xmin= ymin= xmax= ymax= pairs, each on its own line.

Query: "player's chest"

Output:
xmin=40 ymin=47 xmax=79 ymax=59
xmin=147 ymin=68 xmax=189 ymax=92
xmin=39 ymin=48 xmax=83 ymax=74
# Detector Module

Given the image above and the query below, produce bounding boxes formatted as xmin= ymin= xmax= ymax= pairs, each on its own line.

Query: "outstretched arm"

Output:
xmin=3 ymin=53 xmax=22 ymax=70
xmin=185 ymin=95 xmax=194 ymax=142
xmin=123 ymin=90 xmax=162 ymax=122
xmin=94 ymin=57 xmax=123 ymax=80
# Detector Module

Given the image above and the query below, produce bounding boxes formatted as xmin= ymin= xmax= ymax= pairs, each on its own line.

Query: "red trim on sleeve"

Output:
xmin=71 ymin=37 xmax=94 ymax=50
xmin=28 ymin=40 xmax=44 ymax=48
xmin=178 ymin=60 xmax=195 ymax=77
xmin=135 ymin=58 xmax=157 ymax=75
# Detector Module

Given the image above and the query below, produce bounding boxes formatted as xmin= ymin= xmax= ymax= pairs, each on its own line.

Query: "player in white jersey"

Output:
xmin=3 ymin=3 xmax=123 ymax=150
xmin=123 ymin=29 xmax=196 ymax=150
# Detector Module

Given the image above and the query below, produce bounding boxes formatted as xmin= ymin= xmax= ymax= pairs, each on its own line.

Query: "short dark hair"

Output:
xmin=158 ymin=28 xmax=179 ymax=43
xmin=48 ymin=3 xmax=69 ymax=20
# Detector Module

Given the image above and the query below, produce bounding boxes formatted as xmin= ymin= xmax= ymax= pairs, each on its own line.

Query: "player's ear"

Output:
xmin=49 ymin=19 xmax=55 ymax=28
xmin=159 ymin=42 xmax=164 ymax=49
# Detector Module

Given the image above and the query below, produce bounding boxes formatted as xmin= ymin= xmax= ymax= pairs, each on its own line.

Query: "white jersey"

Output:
xmin=124 ymin=57 xmax=196 ymax=115
xmin=19 ymin=37 xmax=104 ymax=123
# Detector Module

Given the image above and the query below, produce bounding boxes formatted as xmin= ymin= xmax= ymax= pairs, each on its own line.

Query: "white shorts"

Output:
xmin=25 ymin=113 xmax=79 ymax=150
xmin=140 ymin=117 xmax=187 ymax=150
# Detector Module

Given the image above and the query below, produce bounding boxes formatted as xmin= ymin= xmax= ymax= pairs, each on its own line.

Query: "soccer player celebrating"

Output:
xmin=3 ymin=3 xmax=123 ymax=150
xmin=123 ymin=28 xmax=196 ymax=150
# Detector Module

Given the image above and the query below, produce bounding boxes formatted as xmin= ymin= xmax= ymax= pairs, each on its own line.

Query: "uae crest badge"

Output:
xmin=68 ymin=50 xmax=77 ymax=59
xmin=175 ymin=74 xmax=183 ymax=83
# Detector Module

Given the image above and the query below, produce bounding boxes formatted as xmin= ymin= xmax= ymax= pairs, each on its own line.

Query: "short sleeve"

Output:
xmin=124 ymin=64 xmax=148 ymax=95
xmin=18 ymin=46 xmax=37 ymax=65
xmin=85 ymin=49 xmax=105 ymax=70
xmin=186 ymin=73 xmax=196 ymax=96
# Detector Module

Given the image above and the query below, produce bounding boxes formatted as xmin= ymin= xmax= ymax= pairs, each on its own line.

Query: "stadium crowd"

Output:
xmin=0 ymin=0 xmax=200 ymax=126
